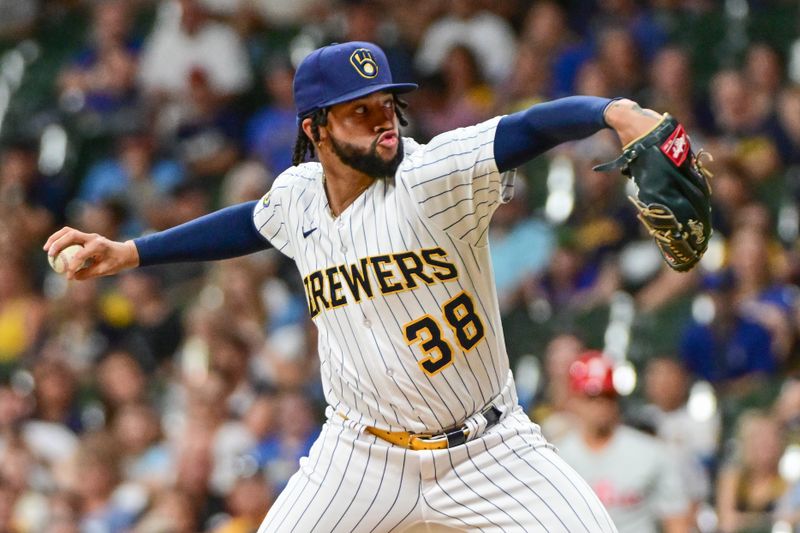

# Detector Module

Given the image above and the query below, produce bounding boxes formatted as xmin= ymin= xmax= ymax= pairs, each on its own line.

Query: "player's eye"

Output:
xmin=354 ymin=106 xmax=366 ymax=115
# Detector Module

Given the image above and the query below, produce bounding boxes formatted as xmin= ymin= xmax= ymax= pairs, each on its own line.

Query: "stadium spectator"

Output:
xmin=489 ymin=178 xmax=554 ymax=311
xmin=78 ymin=127 xmax=185 ymax=235
xmin=415 ymin=44 xmax=494 ymax=138
xmin=639 ymin=356 xmax=720 ymax=526
xmin=211 ymin=473 xmax=274 ymax=533
xmin=70 ymin=432 xmax=138 ymax=533
xmin=708 ymin=159 xmax=758 ymax=237
xmin=169 ymin=67 xmax=243 ymax=183
xmin=208 ymin=329 xmax=258 ymax=417
xmin=220 ymin=160 xmax=272 ymax=207
xmin=716 ymin=410 xmax=788 ymax=533
xmin=170 ymin=429 xmax=226 ymax=529
xmin=679 ymin=287 xmax=775 ymax=389
xmin=532 ymin=333 xmax=585 ymax=442
xmin=138 ymin=0 xmax=252 ymax=101
xmin=0 ymin=256 xmax=46 ymax=365
xmin=573 ymin=59 xmax=613 ymax=98
xmin=242 ymin=387 xmax=279 ymax=444
xmin=555 ymin=351 xmax=691 ymax=533
xmin=132 ymin=487 xmax=200 ymax=533
xmin=743 ymin=42 xmax=785 ymax=122
xmin=0 ymin=141 xmax=68 ymax=249
xmin=57 ymin=0 xmax=141 ymax=129
xmin=595 ymin=27 xmax=646 ymax=98
xmin=212 ymin=258 xmax=268 ymax=350
xmin=249 ymin=389 xmax=318 ymax=491
xmin=518 ymin=1 xmax=592 ymax=99
xmin=95 ymin=349 xmax=150 ymax=413
xmin=642 ymin=45 xmax=699 ymax=130
xmin=590 ymin=0 xmax=668 ymax=61
xmin=30 ymin=357 xmax=83 ymax=435
xmin=494 ymin=43 xmax=550 ymax=114
xmin=725 ymin=226 xmax=797 ymax=358
xmin=116 ymin=268 xmax=185 ymax=370
xmin=244 ymin=58 xmax=297 ymax=176
xmin=563 ymin=132 xmax=640 ymax=267
xmin=414 ymin=0 xmax=517 ymax=84
xmin=111 ymin=401 xmax=174 ymax=491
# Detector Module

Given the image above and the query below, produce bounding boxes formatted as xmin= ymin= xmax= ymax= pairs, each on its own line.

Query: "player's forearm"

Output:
xmin=134 ymin=200 xmax=272 ymax=266
xmin=494 ymin=96 xmax=612 ymax=172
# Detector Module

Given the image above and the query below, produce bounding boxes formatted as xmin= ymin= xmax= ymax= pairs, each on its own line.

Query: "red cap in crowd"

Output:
xmin=568 ymin=350 xmax=618 ymax=397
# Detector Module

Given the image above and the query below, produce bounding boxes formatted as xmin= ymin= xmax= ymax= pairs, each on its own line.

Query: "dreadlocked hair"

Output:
xmin=292 ymin=109 xmax=328 ymax=167
xmin=395 ymin=96 xmax=409 ymax=127
xmin=291 ymin=95 xmax=410 ymax=167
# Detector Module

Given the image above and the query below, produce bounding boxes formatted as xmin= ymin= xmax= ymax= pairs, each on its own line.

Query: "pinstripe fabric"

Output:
xmin=252 ymin=117 xmax=616 ymax=531
xmin=256 ymin=397 xmax=617 ymax=532
xmin=252 ymin=118 xmax=515 ymax=434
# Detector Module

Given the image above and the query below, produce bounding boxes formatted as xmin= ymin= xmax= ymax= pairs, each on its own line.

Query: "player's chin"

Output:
xmin=376 ymin=146 xmax=399 ymax=162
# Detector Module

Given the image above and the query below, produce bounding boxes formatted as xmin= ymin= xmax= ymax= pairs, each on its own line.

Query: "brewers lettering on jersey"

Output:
xmin=45 ymin=40 xmax=674 ymax=532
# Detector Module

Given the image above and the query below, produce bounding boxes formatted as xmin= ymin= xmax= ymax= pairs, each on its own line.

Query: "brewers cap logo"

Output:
xmin=349 ymin=48 xmax=379 ymax=79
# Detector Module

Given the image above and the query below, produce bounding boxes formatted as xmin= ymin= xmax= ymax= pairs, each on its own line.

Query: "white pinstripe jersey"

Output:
xmin=253 ymin=117 xmax=515 ymax=434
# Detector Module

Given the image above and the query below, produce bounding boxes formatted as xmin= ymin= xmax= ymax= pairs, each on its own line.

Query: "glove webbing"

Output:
xmin=628 ymin=197 xmax=701 ymax=267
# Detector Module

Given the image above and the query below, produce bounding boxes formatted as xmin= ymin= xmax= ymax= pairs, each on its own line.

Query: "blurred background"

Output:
xmin=0 ymin=0 xmax=799 ymax=531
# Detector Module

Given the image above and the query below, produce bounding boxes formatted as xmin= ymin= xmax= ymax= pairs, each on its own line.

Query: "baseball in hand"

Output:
xmin=48 ymin=244 xmax=86 ymax=274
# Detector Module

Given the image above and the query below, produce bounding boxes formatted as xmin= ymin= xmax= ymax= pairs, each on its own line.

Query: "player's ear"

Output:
xmin=301 ymin=117 xmax=315 ymax=141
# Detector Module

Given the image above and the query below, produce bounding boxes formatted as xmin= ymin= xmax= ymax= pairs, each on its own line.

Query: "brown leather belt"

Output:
xmin=363 ymin=405 xmax=503 ymax=451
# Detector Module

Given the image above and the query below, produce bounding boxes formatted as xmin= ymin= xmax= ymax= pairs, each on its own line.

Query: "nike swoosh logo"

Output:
xmin=302 ymin=227 xmax=317 ymax=238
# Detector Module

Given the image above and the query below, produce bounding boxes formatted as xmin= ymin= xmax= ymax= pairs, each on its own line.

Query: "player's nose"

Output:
xmin=374 ymin=107 xmax=394 ymax=131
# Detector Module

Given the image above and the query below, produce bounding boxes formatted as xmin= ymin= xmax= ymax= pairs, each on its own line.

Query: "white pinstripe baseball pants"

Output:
xmin=256 ymin=405 xmax=617 ymax=533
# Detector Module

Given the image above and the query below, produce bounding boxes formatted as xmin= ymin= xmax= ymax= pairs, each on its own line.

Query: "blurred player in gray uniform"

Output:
xmin=556 ymin=351 xmax=691 ymax=533
xmin=46 ymin=41 xmax=670 ymax=531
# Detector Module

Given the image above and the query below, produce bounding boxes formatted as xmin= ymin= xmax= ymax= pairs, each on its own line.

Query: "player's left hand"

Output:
xmin=595 ymin=103 xmax=713 ymax=272
xmin=603 ymin=98 xmax=662 ymax=146
xmin=44 ymin=226 xmax=140 ymax=280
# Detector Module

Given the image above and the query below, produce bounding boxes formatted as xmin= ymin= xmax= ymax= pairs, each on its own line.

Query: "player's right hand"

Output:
xmin=43 ymin=226 xmax=140 ymax=280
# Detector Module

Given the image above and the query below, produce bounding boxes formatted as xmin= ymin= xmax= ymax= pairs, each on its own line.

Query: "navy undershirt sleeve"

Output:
xmin=134 ymin=201 xmax=272 ymax=266
xmin=494 ymin=96 xmax=613 ymax=173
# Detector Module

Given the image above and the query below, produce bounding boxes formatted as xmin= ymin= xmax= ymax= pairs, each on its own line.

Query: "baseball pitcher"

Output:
xmin=45 ymin=41 xmax=710 ymax=532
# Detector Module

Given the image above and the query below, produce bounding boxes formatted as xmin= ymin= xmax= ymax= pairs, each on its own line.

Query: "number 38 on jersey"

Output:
xmin=403 ymin=291 xmax=486 ymax=375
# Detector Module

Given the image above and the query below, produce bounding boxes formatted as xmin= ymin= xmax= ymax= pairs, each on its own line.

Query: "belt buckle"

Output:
xmin=410 ymin=404 xmax=503 ymax=450
xmin=412 ymin=428 xmax=464 ymax=449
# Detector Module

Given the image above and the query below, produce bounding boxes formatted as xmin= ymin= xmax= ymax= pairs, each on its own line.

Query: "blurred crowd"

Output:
xmin=0 ymin=0 xmax=800 ymax=531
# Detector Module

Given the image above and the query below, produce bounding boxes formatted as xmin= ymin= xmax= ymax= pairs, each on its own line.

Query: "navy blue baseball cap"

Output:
xmin=294 ymin=41 xmax=417 ymax=120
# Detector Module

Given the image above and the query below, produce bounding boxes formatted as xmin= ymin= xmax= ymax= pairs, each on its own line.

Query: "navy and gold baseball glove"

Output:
xmin=594 ymin=114 xmax=712 ymax=272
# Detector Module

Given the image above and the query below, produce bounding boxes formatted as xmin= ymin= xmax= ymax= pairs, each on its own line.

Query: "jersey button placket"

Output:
xmin=336 ymin=217 xmax=348 ymax=254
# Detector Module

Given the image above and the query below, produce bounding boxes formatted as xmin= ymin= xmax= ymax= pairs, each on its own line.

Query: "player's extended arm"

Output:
xmin=43 ymin=201 xmax=271 ymax=280
xmin=494 ymin=96 xmax=660 ymax=172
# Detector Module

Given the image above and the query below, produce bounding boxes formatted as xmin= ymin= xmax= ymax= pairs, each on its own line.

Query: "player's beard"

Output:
xmin=328 ymin=131 xmax=404 ymax=179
